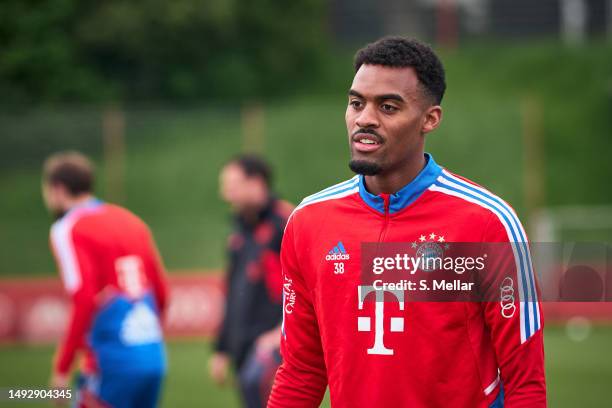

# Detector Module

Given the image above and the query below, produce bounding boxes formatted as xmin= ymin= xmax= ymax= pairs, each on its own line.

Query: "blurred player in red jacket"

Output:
xmin=209 ymin=155 xmax=293 ymax=408
xmin=42 ymin=151 xmax=169 ymax=408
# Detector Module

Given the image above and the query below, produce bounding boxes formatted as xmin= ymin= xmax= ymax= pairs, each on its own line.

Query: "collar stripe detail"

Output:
xmin=358 ymin=153 xmax=443 ymax=214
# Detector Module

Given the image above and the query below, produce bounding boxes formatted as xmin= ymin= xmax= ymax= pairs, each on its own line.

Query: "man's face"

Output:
xmin=219 ymin=164 xmax=264 ymax=212
xmin=346 ymin=64 xmax=438 ymax=176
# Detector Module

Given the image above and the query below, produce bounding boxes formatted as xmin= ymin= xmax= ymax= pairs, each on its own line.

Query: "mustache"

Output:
xmin=351 ymin=128 xmax=384 ymax=143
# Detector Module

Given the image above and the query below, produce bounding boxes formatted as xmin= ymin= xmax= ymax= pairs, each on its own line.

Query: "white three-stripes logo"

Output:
xmin=428 ymin=169 xmax=540 ymax=343
xmin=296 ymin=176 xmax=359 ymax=212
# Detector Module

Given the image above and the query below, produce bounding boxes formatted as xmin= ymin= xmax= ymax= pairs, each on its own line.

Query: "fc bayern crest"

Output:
xmin=411 ymin=232 xmax=449 ymax=272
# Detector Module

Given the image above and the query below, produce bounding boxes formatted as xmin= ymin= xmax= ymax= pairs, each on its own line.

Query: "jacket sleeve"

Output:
xmin=214 ymin=267 xmax=231 ymax=354
xmin=49 ymin=223 xmax=96 ymax=376
xmin=480 ymin=211 xmax=546 ymax=407
xmin=261 ymin=203 xmax=296 ymax=304
xmin=143 ymin=227 xmax=169 ymax=318
xmin=261 ymin=248 xmax=283 ymax=304
xmin=268 ymin=214 xmax=327 ymax=407
xmin=214 ymin=234 xmax=236 ymax=354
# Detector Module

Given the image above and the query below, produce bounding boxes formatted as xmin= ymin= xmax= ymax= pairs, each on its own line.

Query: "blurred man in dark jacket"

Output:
xmin=209 ymin=154 xmax=293 ymax=408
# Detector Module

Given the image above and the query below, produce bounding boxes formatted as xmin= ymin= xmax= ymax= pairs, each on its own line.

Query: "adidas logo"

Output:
xmin=325 ymin=241 xmax=350 ymax=261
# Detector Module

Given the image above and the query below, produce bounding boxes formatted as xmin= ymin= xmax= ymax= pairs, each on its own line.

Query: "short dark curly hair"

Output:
xmin=354 ymin=37 xmax=446 ymax=105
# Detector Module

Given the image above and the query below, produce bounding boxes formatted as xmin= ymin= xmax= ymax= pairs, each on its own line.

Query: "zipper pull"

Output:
xmin=380 ymin=193 xmax=390 ymax=214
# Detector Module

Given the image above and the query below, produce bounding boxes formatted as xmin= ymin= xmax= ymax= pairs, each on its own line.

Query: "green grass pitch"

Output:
xmin=0 ymin=325 xmax=611 ymax=407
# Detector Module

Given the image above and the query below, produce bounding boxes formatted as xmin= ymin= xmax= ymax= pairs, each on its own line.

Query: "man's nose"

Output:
xmin=355 ymin=104 xmax=379 ymax=129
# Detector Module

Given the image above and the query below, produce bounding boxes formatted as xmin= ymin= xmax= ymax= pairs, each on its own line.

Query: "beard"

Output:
xmin=348 ymin=159 xmax=382 ymax=176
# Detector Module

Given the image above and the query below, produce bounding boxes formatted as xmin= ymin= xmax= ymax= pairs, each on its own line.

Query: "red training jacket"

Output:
xmin=269 ymin=154 xmax=546 ymax=408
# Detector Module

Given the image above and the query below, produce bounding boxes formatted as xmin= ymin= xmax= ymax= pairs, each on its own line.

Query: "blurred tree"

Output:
xmin=0 ymin=0 xmax=110 ymax=104
xmin=0 ymin=0 xmax=328 ymax=105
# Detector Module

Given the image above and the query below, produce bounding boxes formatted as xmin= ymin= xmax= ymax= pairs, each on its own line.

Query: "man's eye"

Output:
xmin=349 ymin=100 xmax=362 ymax=108
xmin=381 ymin=104 xmax=397 ymax=112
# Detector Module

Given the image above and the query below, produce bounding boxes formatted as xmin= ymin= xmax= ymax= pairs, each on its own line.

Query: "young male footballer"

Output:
xmin=268 ymin=37 xmax=546 ymax=407
xmin=43 ymin=152 xmax=168 ymax=408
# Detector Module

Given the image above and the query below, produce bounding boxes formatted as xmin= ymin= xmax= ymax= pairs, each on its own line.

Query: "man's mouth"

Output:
xmin=352 ymin=133 xmax=383 ymax=153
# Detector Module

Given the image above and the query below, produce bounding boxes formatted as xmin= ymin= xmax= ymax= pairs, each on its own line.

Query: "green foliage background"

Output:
xmin=0 ymin=1 xmax=611 ymax=275
xmin=0 ymin=5 xmax=612 ymax=406
xmin=1 ymin=42 xmax=611 ymax=275
xmin=0 ymin=0 xmax=328 ymax=104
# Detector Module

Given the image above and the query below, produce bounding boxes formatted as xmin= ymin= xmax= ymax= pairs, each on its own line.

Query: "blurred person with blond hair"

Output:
xmin=42 ymin=151 xmax=169 ymax=408
xmin=210 ymin=154 xmax=293 ymax=408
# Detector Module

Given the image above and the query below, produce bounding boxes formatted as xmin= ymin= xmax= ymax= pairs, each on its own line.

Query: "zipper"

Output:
xmin=377 ymin=193 xmax=391 ymax=243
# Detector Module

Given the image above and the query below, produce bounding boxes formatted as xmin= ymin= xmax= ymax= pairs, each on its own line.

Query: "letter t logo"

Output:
xmin=357 ymin=285 xmax=405 ymax=355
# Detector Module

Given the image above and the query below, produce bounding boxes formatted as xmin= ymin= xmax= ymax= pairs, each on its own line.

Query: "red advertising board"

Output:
xmin=1 ymin=272 xmax=611 ymax=344
xmin=0 ymin=272 xmax=224 ymax=344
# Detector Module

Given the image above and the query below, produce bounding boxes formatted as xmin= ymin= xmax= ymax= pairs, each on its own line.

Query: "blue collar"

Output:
xmin=358 ymin=153 xmax=442 ymax=214
xmin=64 ymin=197 xmax=103 ymax=218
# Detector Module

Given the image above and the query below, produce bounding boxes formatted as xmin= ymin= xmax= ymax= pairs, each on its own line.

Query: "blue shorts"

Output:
xmin=76 ymin=371 xmax=163 ymax=408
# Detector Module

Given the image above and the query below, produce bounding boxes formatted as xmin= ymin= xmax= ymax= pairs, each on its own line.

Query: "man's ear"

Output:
xmin=52 ymin=182 xmax=73 ymax=204
xmin=422 ymin=105 xmax=442 ymax=135
xmin=52 ymin=182 xmax=67 ymax=196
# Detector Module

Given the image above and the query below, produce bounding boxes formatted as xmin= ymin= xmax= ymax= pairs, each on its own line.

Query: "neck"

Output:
xmin=364 ymin=152 xmax=426 ymax=195
xmin=64 ymin=194 xmax=95 ymax=212
xmin=238 ymin=192 xmax=270 ymax=223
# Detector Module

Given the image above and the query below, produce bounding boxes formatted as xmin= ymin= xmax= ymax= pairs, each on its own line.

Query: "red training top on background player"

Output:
xmin=43 ymin=151 xmax=168 ymax=408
